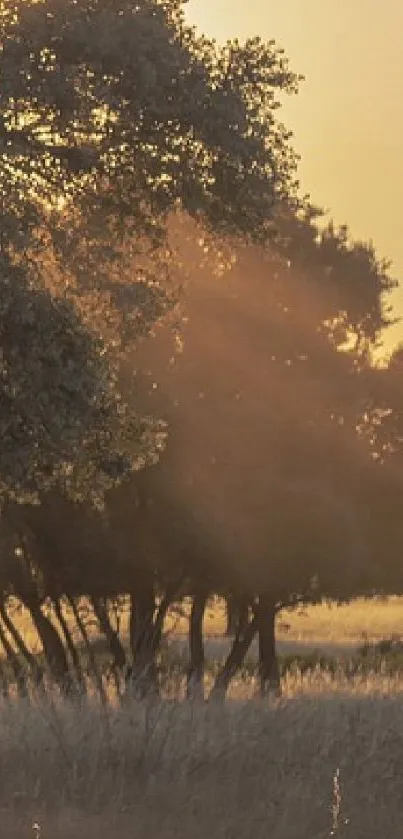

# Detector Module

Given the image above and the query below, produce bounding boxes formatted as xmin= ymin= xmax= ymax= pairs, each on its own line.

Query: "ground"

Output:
xmin=10 ymin=595 xmax=403 ymax=655
xmin=3 ymin=695 xmax=403 ymax=838
xmin=3 ymin=597 xmax=403 ymax=838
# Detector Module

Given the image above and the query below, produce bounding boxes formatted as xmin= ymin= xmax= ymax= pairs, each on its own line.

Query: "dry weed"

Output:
xmin=1 ymin=687 xmax=403 ymax=838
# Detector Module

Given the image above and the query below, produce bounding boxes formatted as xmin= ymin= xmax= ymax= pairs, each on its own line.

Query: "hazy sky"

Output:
xmin=186 ymin=0 xmax=403 ymax=351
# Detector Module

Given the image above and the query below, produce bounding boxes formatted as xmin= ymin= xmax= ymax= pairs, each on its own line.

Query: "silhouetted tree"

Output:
xmin=1 ymin=0 xmax=302 ymax=509
xmin=0 ymin=0 xmax=399 ymax=703
xmin=130 ymin=208 xmax=395 ymax=697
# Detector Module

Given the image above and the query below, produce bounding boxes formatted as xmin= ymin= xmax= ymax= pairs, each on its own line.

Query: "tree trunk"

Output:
xmin=0 ymin=600 xmax=43 ymax=686
xmin=210 ymin=613 xmax=258 ymax=701
xmin=225 ymin=596 xmax=237 ymax=636
xmin=127 ymin=580 xmax=159 ymax=699
xmin=53 ymin=597 xmax=86 ymax=693
xmin=152 ymin=592 xmax=172 ymax=653
xmin=0 ymin=618 xmax=27 ymax=698
xmin=256 ymin=595 xmax=281 ymax=698
xmin=225 ymin=595 xmax=249 ymax=637
xmin=91 ymin=595 xmax=126 ymax=698
xmin=24 ymin=598 xmax=73 ymax=695
xmin=187 ymin=591 xmax=207 ymax=700
xmin=68 ymin=596 xmax=108 ymax=706
xmin=0 ymin=658 xmax=10 ymax=700
xmin=91 ymin=595 xmax=126 ymax=671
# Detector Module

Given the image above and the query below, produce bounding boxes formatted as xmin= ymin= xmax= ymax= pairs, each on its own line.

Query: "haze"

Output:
xmin=187 ymin=0 xmax=403 ymax=352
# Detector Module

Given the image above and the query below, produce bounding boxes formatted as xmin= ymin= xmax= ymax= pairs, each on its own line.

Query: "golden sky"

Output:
xmin=187 ymin=0 xmax=403 ymax=352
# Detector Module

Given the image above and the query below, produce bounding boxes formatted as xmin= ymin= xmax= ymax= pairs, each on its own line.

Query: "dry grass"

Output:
xmin=8 ymin=596 xmax=403 ymax=661
xmin=4 ymin=597 xmax=403 ymax=837
xmin=278 ymin=596 xmax=403 ymax=644
xmin=3 ymin=665 xmax=403 ymax=837
xmin=2 ymin=688 xmax=403 ymax=838
xmin=201 ymin=596 xmax=403 ymax=645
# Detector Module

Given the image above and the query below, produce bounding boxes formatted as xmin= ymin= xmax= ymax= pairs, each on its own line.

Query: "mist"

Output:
xmin=128 ymin=219 xmax=371 ymax=595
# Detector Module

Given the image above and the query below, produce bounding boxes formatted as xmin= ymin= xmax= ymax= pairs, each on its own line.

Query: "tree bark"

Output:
xmin=53 ymin=597 xmax=86 ymax=693
xmin=225 ymin=596 xmax=237 ymax=636
xmin=0 ymin=618 xmax=27 ymax=698
xmin=24 ymin=598 xmax=73 ymax=695
xmin=91 ymin=595 xmax=126 ymax=671
xmin=0 ymin=658 xmax=9 ymax=700
xmin=0 ymin=600 xmax=43 ymax=686
xmin=127 ymin=579 xmax=159 ymax=699
xmin=187 ymin=590 xmax=208 ymax=700
xmin=68 ymin=596 xmax=108 ymax=706
xmin=91 ymin=595 xmax=126 ymax=697
xmin=225 ymin=595 xmax=249 ymax=638
xmin=256 ymin=595 xmax=281 ymax=698
xmin=210 ymin=612 xmax=258 ymax=701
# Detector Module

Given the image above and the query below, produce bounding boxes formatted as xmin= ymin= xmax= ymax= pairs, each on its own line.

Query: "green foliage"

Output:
xmin=0 ymin=255 xmax=162 ymax=506
xmin=0 ymin=0 xmax=402 ymax=704
xmin=0 ymin=0 xmax=301 ymax=506
xmin=1 ymin=0 xmax=300 ymax=240
xmin=273 ymin=206 xmax=397 ymax=348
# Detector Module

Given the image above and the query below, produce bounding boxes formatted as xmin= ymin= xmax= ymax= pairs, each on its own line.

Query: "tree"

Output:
xmin=0 ymin=0 xmax=302 ymax=509
xmin=0 ymin=254 xmax=162 ymax=508
xmin=0 ymin=0 xmax=309 ymax=697
xmin=1 ymin=0 xmax=396 ymax=703
xmin=4 ymin=213 xmax=392 ymax=700
xmin=129 ymin=209 xmax=396 ymax=698
xmin=1 ymin=0 xmax=301 ymax=240
xmin=272 ymin=205 xmax=396 ymax=351
xmin=355 ymin=345 xmax=403 ymax=596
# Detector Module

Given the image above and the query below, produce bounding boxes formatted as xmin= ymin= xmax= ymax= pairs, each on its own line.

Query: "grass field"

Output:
xmin=8 ymin=595 xmax=403 ymax=656
xmin=3 ymin=692 xmax=403 ymax=838
xmin=3 ymin=597 xmax=403 ymax=837
xmin=204 ymin=596 xmax=403 ymax=644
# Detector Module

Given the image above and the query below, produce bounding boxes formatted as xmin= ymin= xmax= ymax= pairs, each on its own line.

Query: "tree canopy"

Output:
xmin=0 ymin=0 xmax=302 ymax=506
xmin=0 ymin=0 xmax=402 ymax=703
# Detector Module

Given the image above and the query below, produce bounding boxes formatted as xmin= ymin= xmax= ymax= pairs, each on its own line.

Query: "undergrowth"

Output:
xmin=2 ymin=690 xmax=403 ymax=838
